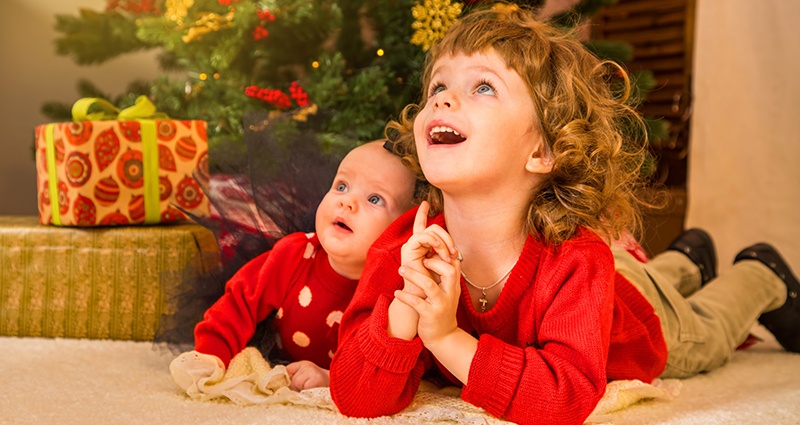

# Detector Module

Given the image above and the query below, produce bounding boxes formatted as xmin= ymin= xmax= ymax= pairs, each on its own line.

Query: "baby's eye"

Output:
xmin=368 ymin=194 xmax=385 ymax=206
xmin=429 ymin=84 xmax=446 ymax=97
xmin=475 ymin=82 xmax=496 ymax=95
xmin=335 ymin=182 xmax=348 ymax=192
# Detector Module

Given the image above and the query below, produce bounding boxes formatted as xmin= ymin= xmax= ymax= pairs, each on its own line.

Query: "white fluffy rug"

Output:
xmin=1 ymin=324 xmax=798 ymax=425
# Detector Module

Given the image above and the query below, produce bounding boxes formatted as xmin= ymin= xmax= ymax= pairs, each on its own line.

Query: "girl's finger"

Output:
xmin=393 ymin=289 xmax=429 ymax=314
xmin=422 ymin=257 xmax=460 ymax=292
xmin=422 ymin=225 xmax=459 ymax=260
xmin=412 ymin=201 xmax=430 ymax=235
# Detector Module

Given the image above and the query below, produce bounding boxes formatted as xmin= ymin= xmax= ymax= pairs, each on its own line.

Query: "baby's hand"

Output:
xmin=285 ymin=360 xmax=329 ymax=390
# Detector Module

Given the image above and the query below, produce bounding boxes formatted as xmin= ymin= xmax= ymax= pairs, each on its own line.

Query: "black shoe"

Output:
xmin=735 ymin=243 xmax=800 ymax=353
xmin=667 ymin=228 xmax=717 ymax=286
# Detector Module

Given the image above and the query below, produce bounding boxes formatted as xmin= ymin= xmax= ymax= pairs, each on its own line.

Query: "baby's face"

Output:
xmin=315 ymin=142 xmax=416 ymax=278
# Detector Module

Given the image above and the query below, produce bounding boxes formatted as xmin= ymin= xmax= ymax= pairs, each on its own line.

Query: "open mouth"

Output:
xmin=429 ymin=126 xmax=466 ymax=145
xmin=335 ymin=220 xmax=352 ymax=232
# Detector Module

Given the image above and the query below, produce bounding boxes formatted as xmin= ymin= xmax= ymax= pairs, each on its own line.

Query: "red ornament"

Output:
xmin=157 ymin=120 xmax=177 ymax=141
xmin=94 ymin=176 xmax=121 ymax=206
xmin=94 ymin=128 xmax=121 ymax=171
xmin=159 ymin=175 xmax=173 ymax=201
xmin=119 ymin=122 xmax=142 ymax=142
xmin=175 ymin=176 xmax=204 ymax=209
xmin=128 ymin=195 xmax=145 ymax=223
xmin=73 ymin=195 xmax=97 ymax=226
xmin=99 ymin=211 xmax=130 ymax=226
xmin=65 ymin=122 xmax=93 ymax=146
xmin=54 ymin=137 xmax=65 ymax=164
xmin=158 ymin=144 xmax=177 ymax=171
xmin=56 ymin=181 xmax=69 ymax=216
xmin=117 ymin=149 xmax=144 ymax=189
xmin=65 ymin=151 xmax=92 ymax=187
xmin=175 ymin=137 xmax=197 ymax=161
xmin=161 ymin=206 xmax=186 ymax=223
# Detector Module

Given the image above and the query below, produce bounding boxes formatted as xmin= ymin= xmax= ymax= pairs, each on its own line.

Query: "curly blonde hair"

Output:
xmin=387 ymin=5 xmax=652 ymax=245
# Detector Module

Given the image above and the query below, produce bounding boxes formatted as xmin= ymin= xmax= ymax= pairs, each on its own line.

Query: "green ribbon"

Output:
xmin=44 ymin=124 xmax=61 ymax=225
xmin=71 ymin=95 xmax=168 ymax=122
xmin=46 ymin=96 xmax=169 ymax=225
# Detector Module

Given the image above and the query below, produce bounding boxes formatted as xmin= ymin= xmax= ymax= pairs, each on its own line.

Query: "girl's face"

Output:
xmin=413 ymin=49 xmax=548 ymax=196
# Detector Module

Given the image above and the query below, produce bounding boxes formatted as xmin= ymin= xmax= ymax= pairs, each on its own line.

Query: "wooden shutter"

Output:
xmin=592 ymin=0 xmax=696 ymax=254
xmin=592 ymin=0 xmax=696 ymax=187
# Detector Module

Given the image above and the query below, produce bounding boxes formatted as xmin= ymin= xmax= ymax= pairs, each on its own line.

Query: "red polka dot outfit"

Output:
xmin=194 ymin=232 xmax=358 ymax=369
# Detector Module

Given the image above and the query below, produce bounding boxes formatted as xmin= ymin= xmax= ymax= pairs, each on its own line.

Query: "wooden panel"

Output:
xmin=592 ymin=0 xmax=695 ymax=250
xmin=592 ymin=0 xmax=695 ymax=189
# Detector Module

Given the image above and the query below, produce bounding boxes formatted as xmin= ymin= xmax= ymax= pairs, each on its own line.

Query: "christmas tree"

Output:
xmin=45 ymin=0 xmax=665 ymax=170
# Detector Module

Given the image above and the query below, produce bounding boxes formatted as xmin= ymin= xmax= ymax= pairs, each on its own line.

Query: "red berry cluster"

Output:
xmin=106 ymin=0 xmax=159 ymax=14
xmin=245 ymin=86 xmax=292 ymax=109
xmin=245 ymin=81 xmax=311 ymax=110
xmin=252 ymin=9 xmax=276 ymax=41
xmin=252 ymin=27 xmax=269 ymax=41
xmin=257 ymin=10 xmax=276 ymax=22
xmin=289 ymin=82 xmax=310 ymax=107
xmin=218 ymin=0 xmax=239 ymax=6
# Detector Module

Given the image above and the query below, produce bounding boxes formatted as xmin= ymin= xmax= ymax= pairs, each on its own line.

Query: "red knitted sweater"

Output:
xmin=330 ymin=207 xmax=666 ymax=425
xmin=195 ymin=232 xmax=359 ymax=368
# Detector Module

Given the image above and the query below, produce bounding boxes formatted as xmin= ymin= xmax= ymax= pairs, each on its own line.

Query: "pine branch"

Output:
xmin=584 ymin=39 xmax=633 ymax=63
xmin=54 ymin=8 xmax=154 ymax=65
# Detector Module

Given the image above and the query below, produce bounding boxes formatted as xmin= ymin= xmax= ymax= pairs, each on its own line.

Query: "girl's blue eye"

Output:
xmin=476 ymin=83 xmax=495 ymax=95
xmin=430 ymin=84 xmax=446 ymax=97
xmin=368 ymin=195 xmax=385 ymax=206
xmin=336 ymin=183 xmax=347 ymax=192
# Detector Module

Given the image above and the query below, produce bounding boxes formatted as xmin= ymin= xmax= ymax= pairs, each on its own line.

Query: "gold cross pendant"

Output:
xmin=479 ymin=291 xmax=488 ymax=312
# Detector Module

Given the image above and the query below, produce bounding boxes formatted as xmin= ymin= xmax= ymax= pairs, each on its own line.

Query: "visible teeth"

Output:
xmin=429 ymin=126 xmax=460 ymax=137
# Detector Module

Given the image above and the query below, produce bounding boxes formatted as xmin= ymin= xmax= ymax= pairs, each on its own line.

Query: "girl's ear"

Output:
xmin=525 ymin=137 xmax=554 ymax=174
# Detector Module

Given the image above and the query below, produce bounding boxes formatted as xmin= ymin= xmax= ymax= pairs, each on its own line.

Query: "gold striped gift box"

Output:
xmin=0 ymin=216 xmax=218 ymax=341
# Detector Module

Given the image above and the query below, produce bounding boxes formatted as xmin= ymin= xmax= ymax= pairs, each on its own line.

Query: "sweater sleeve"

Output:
xmin=461 ymin=238 xmax=616 ymax=425
xmin=330 ymin=210 xmax=430 ymax=418
xmin=194 ymin=233 xmax=306 ymax=366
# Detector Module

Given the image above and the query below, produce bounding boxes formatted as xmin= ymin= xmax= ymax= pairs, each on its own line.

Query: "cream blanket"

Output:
xmin=170 ymin=348 xmax=681 ymax=424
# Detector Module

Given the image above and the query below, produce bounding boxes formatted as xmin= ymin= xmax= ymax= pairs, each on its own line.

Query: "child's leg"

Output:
xmin=613 ymin=246 xmax=785 ymax=379
xmin=645 ymin=250 xmax=703 ymax=297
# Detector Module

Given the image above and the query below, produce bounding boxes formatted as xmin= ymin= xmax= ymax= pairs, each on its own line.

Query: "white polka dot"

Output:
xmin=303 ymin=242 xmax=315 ymax=259
xmin=326 ymin=311 xmax=343 ymax=327
xmin=276 ymin=307 xmax=283 ymax=319
xmin=293 ymin=331 xmax=310 ymax=347
xmin=298 ymin=286 xmax=312 ymax=307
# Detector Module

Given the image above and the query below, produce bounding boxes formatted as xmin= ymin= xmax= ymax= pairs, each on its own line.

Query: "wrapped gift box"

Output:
xmin=0 ymin=216 xmax=219 ymax=341
xmin=34 ymin=118 xmax=209 ymax=226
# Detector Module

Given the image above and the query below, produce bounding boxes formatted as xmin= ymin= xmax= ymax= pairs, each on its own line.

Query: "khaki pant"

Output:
xmin=613 ymin=247 xmax=786 ymax=378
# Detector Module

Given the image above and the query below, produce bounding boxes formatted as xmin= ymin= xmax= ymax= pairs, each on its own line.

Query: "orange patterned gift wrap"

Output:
xmin=34 ymin=118 xmax=210 ymax=226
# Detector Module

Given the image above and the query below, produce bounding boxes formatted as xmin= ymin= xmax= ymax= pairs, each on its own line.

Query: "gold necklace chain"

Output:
xmin=460 ymin=260 xmax=517 ymax=312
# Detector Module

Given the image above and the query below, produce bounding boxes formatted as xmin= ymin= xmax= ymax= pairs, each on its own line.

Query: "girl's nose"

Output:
xmin=433 ymin=89 xmax=457 ymax=109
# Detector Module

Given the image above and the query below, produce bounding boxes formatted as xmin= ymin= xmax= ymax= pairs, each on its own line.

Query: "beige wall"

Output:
xmin=688 ymin=0 xmax=800 ymax=272
xmin=0 ymin=0 xmax=162 ymax=215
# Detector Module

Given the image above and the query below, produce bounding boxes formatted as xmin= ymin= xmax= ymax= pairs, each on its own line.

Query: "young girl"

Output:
xmin=329 ymin=6 xmax=798 ymax=425
xmin=188 ymin=140 xmax=418 ymax=390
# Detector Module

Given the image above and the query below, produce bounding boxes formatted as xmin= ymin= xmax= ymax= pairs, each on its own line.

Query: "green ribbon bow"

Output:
xmin=45 ymin=96 xmax=169 ymax=225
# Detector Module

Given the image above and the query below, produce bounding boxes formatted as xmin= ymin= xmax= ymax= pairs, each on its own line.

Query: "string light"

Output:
xmin=199 ymin=73 xmax=208 ymax=81
xmin=312 ymin=61 xmax=320 ymax=69
xmin=376 ymin=48 xmax=385 ymax=57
